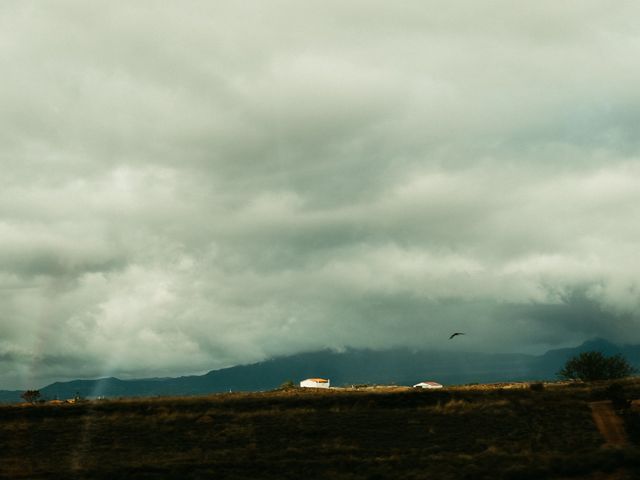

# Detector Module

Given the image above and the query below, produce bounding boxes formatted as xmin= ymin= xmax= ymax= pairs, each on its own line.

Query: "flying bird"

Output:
xmin=449 ymin=332 xmax=465 ymax=339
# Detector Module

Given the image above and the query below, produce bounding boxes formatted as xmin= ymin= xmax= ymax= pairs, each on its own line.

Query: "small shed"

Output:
xmin=413 ymin=381 xmax=443 ymax=389
xmin=300 ymin=378 xmax=330 ymax=388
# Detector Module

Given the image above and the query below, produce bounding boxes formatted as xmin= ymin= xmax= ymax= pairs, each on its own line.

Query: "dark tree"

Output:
xmin=558 ymin=351 xmax=636 ymax=382
xmin=21 ymin=390 xmax=41 ymax=404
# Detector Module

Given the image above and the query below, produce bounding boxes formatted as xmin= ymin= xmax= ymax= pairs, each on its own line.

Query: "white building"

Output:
xmin=300 ymin=378 xmax=330 ymax=388
xmin=413 ymin=381 xmax=443 ymax=389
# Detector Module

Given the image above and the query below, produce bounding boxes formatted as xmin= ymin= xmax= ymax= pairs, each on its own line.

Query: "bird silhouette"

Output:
xmin=449 ymin=332 xmax=465 ymax=339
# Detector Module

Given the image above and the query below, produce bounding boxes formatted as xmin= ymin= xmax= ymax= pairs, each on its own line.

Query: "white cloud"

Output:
xmin=1 ymin=1 xmax=640 ymax=389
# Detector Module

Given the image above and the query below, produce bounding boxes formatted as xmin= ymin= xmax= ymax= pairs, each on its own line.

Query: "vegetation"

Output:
xmin=278 ymin=379 xmax=296 ymax=390
xmin=558 ymin=351 xmax=636 ymax=382
xmin=20 ymin=390 xmax=41 ymax=404
xmin=1 ymin=380 xmax=640 ymax=479
xmin=529 ymin=382 xmax=545 ymax=392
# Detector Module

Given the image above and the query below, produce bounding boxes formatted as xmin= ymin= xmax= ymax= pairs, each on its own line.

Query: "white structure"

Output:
xmin=300 ymin=378 xmax=330 ymax=388
xmin=413 ymin=381 xmax=443 ymax=389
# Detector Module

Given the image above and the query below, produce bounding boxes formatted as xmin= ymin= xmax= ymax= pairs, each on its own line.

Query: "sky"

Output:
xmin=1 ymin=1 xmax=640 ymax=389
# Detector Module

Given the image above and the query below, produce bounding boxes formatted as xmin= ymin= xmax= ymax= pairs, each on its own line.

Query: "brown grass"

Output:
xmin=1 ymin=379 xmax=640 ymax=479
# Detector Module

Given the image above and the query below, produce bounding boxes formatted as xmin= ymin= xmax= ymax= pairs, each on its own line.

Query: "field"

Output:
xmin=2 ymin=380 xmax=640 ymax=479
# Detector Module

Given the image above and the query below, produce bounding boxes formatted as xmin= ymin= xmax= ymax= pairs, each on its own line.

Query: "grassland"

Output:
xmin=2 ymin=380 xmax=640 ymax=479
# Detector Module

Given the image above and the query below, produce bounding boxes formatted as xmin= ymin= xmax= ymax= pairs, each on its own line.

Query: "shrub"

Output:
xmin=557 ymin=351 xmax=636 ymax=382
xmin=529 ymin=382 xmax=545 ymax=392
xmin=21 ymin=390 xmax=41 ymax=404
xmin=278 ymin=380 xmax=296 ymax=390
xmin=606 ymin=383 xmax=631 ymax=410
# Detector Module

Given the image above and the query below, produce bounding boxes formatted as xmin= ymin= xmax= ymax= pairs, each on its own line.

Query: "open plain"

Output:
xmin=2 ymin=379 xmax=640 ymax=479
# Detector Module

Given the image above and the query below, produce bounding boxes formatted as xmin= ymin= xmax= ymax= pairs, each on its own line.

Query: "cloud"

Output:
xmin=1 ymin=1 xmax=640 ymax=388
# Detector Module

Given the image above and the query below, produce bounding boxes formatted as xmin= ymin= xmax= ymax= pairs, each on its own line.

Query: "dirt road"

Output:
xmin=589 ymin=400 xmax=628 ymax=447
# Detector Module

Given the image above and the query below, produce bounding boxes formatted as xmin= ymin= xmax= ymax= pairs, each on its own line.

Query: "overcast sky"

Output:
xmin=1 ymin=1 xmax=640 ymax=389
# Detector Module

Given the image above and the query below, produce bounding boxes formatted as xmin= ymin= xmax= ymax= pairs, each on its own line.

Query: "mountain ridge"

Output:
xmin=1 ymin=338 xmax=638 ymax=403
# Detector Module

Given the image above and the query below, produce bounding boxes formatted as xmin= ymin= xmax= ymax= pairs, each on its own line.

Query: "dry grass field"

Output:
xmin=2 ymin=379 xmax=640 ymax=479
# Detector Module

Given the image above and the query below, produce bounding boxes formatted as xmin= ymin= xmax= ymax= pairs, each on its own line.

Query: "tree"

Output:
xmin=557 ymin=351 xmax=636 ymax=382
xmin=21 ymin=390 xmax=41 ymax=404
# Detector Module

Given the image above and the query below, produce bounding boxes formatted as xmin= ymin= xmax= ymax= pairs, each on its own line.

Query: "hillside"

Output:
xmin=1 ymin=380 xmax=640 ymax=479
xmin=2 ymin=338 xmax=639 ymax=402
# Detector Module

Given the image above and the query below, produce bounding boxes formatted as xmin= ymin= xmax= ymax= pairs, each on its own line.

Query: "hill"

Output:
xmin=2 ymin=338 xmax=640 ymax=402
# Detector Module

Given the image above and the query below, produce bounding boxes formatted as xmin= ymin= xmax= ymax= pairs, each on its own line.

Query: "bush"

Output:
xmin=21 ymin=390 xmax=41 ymax=404
xmin=352 ymin=384 xmax=371 ymax=389
xmin=529 ymin=382 xmax=545 ymax=392
xmin=606 ymin=383 xmax=631 ymax=410
xmin=557 ymin=351 xmax=636 ymax=382
xmin=278 ymin=380 xmax=296 ymax=390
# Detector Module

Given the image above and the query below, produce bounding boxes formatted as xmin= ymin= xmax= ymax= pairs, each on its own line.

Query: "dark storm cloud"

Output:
xmin=1 ymin=1 xmax=640 ymax=389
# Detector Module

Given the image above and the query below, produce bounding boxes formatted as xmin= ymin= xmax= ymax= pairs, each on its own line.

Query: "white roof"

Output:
xmin=413 ymin=381 xmax=443 ymax=388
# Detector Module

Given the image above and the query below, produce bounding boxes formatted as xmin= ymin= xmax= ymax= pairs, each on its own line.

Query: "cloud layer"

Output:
xmin=1 ymin=1 xmax=640 ymax=389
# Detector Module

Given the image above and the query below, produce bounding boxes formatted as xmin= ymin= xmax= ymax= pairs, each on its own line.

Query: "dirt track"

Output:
xmin=589 ymin=400 xmax=628 ymax=446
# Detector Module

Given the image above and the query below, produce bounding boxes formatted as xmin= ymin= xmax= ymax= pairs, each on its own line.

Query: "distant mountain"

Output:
xmin=0 ymin=390 xmax=23 ymax=403
xmin=1 ymin=338 xmax=639 ymax=403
